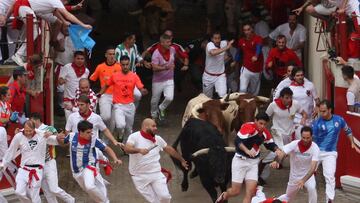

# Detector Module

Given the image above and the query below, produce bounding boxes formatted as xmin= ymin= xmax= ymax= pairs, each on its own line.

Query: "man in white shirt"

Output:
xmin=269 ymin=13 xmax=306 ymax=60
xmin=341 ymin=65 xmax=360 ymax=112
xmin=274 ymin=126 xmax=319 ymax=203
xmin=59 ymin=51 xmax=90 ymax=120
xmin=259 ymin=87 xmax=307 ymax=184
xmin=203 ymin=31 xmax=234 ymax=98
xmin=29 ymin=113 xmax=75 ymax=203
xmin=0 ymin=120 xmax=59 ymax=203
xmin=124 ymin=118 xmax=188 ymax=203
xmin=289 ymin=67 xmax=320 ymax=139
xmin=65 ymin=95 xmax=120 ymax=146
xmin=0 ymin=126 xmax=14 ymax=203
xmin=61 ymin=120 xmax=122 ymax=203
xmin=11 ymin=0 xmax=92 ymax=65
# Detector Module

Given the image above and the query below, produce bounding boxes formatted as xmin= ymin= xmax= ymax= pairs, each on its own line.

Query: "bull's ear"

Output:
xmin=197 ymin=108 xmax=205 ymax=113
xmin=220 ymin=103 xmax=230 ymax=110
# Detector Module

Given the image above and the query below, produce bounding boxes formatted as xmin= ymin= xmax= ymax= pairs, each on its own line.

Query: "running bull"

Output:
xmin=172 ymin=118 xmax=235 ymax=202
xmin=182 ymin=93 xmax=270 ymax=145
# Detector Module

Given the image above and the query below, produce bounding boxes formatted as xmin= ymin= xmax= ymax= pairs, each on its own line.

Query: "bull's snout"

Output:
xmin=214 ymin=176 xmax=225 ymax=184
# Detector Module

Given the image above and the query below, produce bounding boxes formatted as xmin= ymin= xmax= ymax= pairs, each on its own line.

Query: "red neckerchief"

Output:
xmin=274 ymin=98 xmax=292 ymax=110
xmin=140 ymin=130 xmax=156 ymax=143
xmin=78 ymin=135 xmax=91 ymax=145
xmin=290 ymin=81 xmax=304 ymax=87
xmin=298 ymin=140 xmax=312 ymax=153
xmin=71 ymin=63 xmax=86 ymax=78
xmin=159 ymin=47 xmax=170 ymax=61
xmin=80 ymin=110 xmax=92 ymax=120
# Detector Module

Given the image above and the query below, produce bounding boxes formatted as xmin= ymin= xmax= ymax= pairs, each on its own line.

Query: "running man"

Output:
xmin=312 ymin=100 xmax=360 ymax=203
xmin=124 ymin=118 xmax=188 ymax=203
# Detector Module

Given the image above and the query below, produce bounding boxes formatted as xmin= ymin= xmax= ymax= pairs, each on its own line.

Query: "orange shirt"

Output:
xmin=89 ymin=62 xmax=122 ymax=94
xmin=107 ymin=71 xmax=144 ymax=104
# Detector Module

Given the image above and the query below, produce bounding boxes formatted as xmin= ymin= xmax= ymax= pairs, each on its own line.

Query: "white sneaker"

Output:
xmin=11 ymin=54 xmax=25 ymax=66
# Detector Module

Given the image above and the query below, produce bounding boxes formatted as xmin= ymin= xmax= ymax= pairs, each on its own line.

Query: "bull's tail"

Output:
xmin=172 ymin=132 xmax=182 ymax=150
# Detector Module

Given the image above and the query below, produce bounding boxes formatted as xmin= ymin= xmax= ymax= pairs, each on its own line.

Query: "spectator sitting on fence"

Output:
xmin=341 ymin=65 xmax=360 ymax=112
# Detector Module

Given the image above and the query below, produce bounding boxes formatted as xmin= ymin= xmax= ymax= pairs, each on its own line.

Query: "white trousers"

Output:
xmin=318 ymin=151 xmax=337 ymax=202
xmin=131 ymin=172 xmax=171 ymax=203
xmin=151 ymin=80 xmax=174 ymax=118
xmin=134 ymin=86 xmax=142 ymax=109
xmin=16 ymin=6 xmax=39 ymax=58
xmin=15 ymin=167 xmax=43 ymax=203
xmin=278 ymin=175 xmax=317 ymax=203
xmin=73 ymin=168 xmax=109 ymax=203
xmin=42 ymin=159 xmax=75 ymax=203
xmin=239 ymin=67 xmax=261 ymax=96
xmin=202 ymin=72 xmax=227 ymax=98
xmin=99 ymin=94 xmax=114 ymax=128
xmin=113 ymin=103 xmax=135 ymax=142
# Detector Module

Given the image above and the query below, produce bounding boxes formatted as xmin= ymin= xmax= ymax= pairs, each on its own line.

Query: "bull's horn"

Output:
xmin=256 ymin=96 xmax=270 ymax=102
xmin=221 ymin=93 xmax=231 ymax=102
xmin=224 ymin=147 xmax=236 ymax=153
xmin=191 ymin=103 xmax=203 ymax=118
xmin=191 ymin=148 xmax=210 ymax=157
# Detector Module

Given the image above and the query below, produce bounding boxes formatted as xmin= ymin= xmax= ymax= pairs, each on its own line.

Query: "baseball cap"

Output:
xmin=13 ymin=66 xmax=28 ymax=75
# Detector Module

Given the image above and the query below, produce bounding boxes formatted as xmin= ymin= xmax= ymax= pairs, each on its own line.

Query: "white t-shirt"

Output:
xmin=0 ymin=127 xmax=8 ymax=159
xmin=127 ymin=131 xmax=167 ymax=176
xmin=283 ymin=140 xmax=319 ymax=184
xmin=205 ymin=40 xmax=227 ymax=74
xmin=29 ymin=0 xmax=65 ymax=15
xmin=59 ymin=63 xmax=89 ymax=99
xmin=274 ymin=77 xmax=311 ymax=99
xmin=347 ymin=92 xmax=356 ymax=105
xmin=2 ymin=130 xmax=58 ymax=167
xmin=269 ymin=23 xmax=306 ymax=59
xmin=290 ymin=80 xmax=318 ymax=124
xmin=266 ymin=100 xmax=303 ymax=136
xmin=65 ymin=112 xmax=107 ymax=147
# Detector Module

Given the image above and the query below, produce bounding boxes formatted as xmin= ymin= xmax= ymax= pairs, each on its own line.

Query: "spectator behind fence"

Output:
xmin=11 ymin=0 xmax=92 ymax=66
xmin=266 ymin=35 xmax=302 ymax=87
xmin=269 ymin=13 xmax=306 ymax=60
xmin=341 ymin=65 xmax=360 ymax=112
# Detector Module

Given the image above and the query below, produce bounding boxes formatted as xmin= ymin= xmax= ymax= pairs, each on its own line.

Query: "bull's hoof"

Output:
xmin=189 ymin=170 xmax=198 ymax=179
xmin=181 ymin=183 xmax=189 ymax=191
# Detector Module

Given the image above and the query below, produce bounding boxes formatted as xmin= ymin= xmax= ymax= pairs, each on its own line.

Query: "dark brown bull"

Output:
xmin=192 ymin=100 xmax=230 ymax=136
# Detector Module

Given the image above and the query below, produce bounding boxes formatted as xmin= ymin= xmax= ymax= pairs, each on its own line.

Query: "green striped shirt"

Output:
xmin=115 ymin=43 xmax=143 ymax=72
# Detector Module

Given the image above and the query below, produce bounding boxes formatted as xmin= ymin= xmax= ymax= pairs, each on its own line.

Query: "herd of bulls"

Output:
xmin=171 ymin=93 xmax=270 ymax=202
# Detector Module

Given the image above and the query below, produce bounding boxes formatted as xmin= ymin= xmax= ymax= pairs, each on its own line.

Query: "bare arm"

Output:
xmin=98 ymin=84 xmax=109 ymax=95
xmin=296 ymin=160 xmax=317 ymax=189
xmin=58 ymin=77 xmax=66 ymax=85
xmin=104 ymin=146 xmax=122 ymax=164
xmin=123 ymin=143 xmax=149 ymax=155
xmin=57 ymin=8 xmax=92 ymax=29
xmin=163 ymin=145 xmax=188 ymax=169
xmin=208 ymin=40 xmax=234 ymax=56
xmin=347 ymin=134 xmax=360 ymax=154
xmin=102 ymin=128 xmax=120 ymax=146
